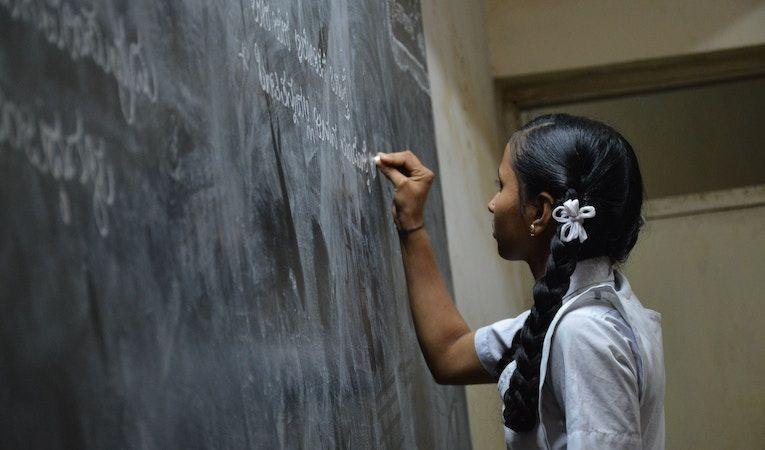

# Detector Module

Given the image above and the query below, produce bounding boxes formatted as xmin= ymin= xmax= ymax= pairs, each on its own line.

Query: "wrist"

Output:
xmin=395 ymin=212 xmax=425 ymax=231
xmin=398 ymin=223 xmax=426 ymax=239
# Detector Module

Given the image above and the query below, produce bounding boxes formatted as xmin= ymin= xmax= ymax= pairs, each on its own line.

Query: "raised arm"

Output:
xmin=376 ymin=151 xmax=495 ymax=385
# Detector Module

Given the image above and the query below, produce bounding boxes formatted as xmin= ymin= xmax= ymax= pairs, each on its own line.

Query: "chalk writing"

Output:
xmin=249 ymin=43 xmax=373 ymax=180
xmin=387 ymin=0 xmax=429 ymax=94
xmin=0 ymin=0 xmax=158 ymax=125
xmin=293 ymin=27 xmax=350 ymax=120
xmin=0 ymin=88 xmax=115 ymax=236
xmin=389 ymin=0 xmax=421 ymax=37
xmin=242 ymin=1 xmax=378 ymax=189
xmin=250 ymin=0 xmax=350 ymax=121
xmin=251 ymin=0 xmax=292 ymax=50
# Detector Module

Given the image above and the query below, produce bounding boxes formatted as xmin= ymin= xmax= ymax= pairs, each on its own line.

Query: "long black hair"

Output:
xmin=497 ymin=113 xmax=645 ymax=431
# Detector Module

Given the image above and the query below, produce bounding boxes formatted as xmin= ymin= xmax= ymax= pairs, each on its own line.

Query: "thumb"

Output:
xmin=378 ymin=161 xmax=408 ymax=187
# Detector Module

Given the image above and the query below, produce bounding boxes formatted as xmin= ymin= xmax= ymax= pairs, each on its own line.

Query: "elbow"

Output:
xmin=427 ymin=365 xmax=445 ymax=385
xmin=432 ymin=372 xmax=449 ymax=385
xmin=433 ymin=373 xmax=463 ymax=385
xmin=427 ymin=362 xmax=448 ymax=385
xmin=430 ymin=365 xmax=457 ymax=385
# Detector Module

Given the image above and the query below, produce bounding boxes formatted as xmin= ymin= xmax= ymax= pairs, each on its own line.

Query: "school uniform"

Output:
xmin=474 ymin=255 xmax=665 ymax=449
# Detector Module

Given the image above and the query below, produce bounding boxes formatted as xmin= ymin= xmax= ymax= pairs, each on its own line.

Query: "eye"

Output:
xmin=494 ymin=178 xmax=502 ymax=190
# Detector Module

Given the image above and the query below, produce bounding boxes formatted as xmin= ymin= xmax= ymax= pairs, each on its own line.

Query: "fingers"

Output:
xmin=377 ymin=150 xmax=424 ymax=174
xmin=377 ymin=162 xmax=408 ymax=187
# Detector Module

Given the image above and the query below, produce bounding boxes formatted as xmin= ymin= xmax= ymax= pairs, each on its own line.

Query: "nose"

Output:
xmin=488 ymin=192 xmax=498 ymax=213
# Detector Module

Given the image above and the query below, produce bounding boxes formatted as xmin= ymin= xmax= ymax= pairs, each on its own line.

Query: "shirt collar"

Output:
xmin=561 ymin=255 xmax=615 ymax=302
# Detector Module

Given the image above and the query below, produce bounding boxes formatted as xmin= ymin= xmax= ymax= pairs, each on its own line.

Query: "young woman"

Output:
xmin=375 ymin=113 xmax=665 ymax=449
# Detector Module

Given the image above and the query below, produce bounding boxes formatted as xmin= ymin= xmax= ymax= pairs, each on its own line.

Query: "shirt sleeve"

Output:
xmin=473 ymin=310 xmax=531 ymax=379
xmin=549 ymin=307 xmax=642 ymax=450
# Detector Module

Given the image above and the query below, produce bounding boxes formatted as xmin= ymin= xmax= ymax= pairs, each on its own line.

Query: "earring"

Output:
xmin=530 ymin=223 xmax=535 ymax=236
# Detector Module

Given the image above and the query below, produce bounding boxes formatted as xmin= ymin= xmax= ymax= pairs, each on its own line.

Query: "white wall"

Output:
xmin=421 ymin=1 xmax=531 ymax=448
xmin=486 ymin=0 xmax=765 ymax=77
xmin=625 ymin=191 xmax=765 ymax=449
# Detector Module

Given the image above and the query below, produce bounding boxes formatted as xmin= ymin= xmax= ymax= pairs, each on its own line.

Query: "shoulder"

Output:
xmin=475 ymin=309 xmax=532 ymax=352
xmin=551 ymin=294 xmax=638 ymax=365
xmin=473 ymin=310 xmax=531 ymax=378
xmin=480 ymin=310 xmax=531 ymax=337
xmin=546 ymin=293 xmax=642 ymax=409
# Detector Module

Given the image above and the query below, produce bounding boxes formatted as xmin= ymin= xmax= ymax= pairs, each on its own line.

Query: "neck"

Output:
xmin=527 ymin=250 xmax=549 ymax=281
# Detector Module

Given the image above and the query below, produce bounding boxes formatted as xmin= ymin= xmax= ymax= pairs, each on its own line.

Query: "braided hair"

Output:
xmin=497 ymin=113 xmax=645 ymax=432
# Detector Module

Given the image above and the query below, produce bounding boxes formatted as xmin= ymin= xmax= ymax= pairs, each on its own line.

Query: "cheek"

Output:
xmin=495 ymin=198 xmax=523 ymax=236
xmin=498 ymin=195 xmax=520 ymax=222
xmin=496 ymin=207 xmax=528 ymax=259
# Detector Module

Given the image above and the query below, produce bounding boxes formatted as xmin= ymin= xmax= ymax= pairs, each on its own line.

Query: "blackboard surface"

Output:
xmin=0 ymin=0 xmax=470 ymax=449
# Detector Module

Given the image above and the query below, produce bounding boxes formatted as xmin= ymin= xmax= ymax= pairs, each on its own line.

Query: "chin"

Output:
xmin=496 ymin=243 xmax=511 ymax=260
xmin=497 ymin=242 xmax=521 ymax=261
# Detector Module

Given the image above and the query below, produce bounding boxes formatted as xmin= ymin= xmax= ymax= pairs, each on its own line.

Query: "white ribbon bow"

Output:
xmin=552 ymin=199 xmax=596 ymax=243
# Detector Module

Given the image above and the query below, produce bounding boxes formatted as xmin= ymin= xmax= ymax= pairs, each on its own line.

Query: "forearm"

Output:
xmin=399 ymin=228 xmax=470 ymax=378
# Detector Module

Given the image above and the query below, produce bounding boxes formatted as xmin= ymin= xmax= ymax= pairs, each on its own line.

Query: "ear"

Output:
xmin=528 ymin=191 xmax=556 ymax=236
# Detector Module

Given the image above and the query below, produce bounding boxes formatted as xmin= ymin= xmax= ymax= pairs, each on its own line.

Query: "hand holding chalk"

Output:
xmin=375 ymin=150 xmax=435 ymax=233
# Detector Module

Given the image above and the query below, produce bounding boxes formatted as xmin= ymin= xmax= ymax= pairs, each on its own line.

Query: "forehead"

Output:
xmin=499 ymin=141 xmax=515 ymax=178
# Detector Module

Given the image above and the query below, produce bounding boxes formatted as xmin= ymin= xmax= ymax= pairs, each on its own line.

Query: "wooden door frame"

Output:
xmin=496 ymin=44 xmax=765 ymax=133
xmin=495 ymin=45 xmax=765 ymax=211
xmin=644 ymin=184 xmax=765 ymax=221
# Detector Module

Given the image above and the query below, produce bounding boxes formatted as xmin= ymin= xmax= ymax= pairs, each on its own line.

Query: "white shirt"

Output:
xmin=474 ymin=256 xmax=665 ymax=449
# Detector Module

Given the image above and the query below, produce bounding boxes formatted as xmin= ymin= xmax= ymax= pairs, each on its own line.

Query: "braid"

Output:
xmin=496 ymin=188 xmax=583 ymax=432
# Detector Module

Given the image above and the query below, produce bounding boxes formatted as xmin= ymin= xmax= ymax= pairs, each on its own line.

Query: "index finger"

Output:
xmin=378 ymin=150 xmax=423 ymax=173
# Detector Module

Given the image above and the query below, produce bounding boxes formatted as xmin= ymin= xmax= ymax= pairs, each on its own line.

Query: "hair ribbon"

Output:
xmin=552 ymin=199 xmax=596 ymax=243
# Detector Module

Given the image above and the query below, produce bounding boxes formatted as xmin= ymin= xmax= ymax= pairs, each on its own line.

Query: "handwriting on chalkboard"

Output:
xmin=244 ymin=0 xmax=376 ymax=189
xmin=387 ymin=0 xmax=429 ymax=94
xmin=248 ymin=43 xmax=372 ymax=177
xmin=248 ymin=0 xmax=350 ymax=115
xmin=0 ymin=0 xmax=157 ymax=125
xmin=0 ymin=88 xmax=115 ymax=236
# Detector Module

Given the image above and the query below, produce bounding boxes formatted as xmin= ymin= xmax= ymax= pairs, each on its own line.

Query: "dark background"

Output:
xmin=0 ymin=0 xmax=470 ymax=448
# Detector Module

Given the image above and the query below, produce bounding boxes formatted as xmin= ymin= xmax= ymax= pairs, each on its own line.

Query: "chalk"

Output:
xmin=373 ymin=154 xmax=381 ymax=166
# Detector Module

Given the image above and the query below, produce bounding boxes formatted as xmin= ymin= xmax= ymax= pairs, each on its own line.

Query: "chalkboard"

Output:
xmin=0 ymin=0 xmax=470 ymax=449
